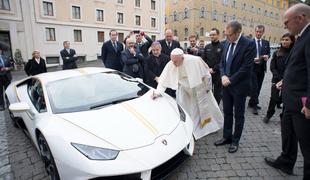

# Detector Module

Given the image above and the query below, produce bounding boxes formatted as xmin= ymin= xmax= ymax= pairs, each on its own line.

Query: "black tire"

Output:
xmin=5 ymin=95 xmax=18 ymax=128
xmin=37 ymin=133 xmax=61 ymax=180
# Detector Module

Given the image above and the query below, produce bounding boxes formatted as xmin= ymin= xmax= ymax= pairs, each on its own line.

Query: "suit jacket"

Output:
xmin=0 ymin=55 xmax=12 ymax=81
xmin=135 ymin=35 xmax=153 ymax=58
xmin=282 ymin=25 xmax=310 ymax=112
xmin=158 ymin=39 xmax=181 ymax=56
xmin=101 ymin=40 xmax=124 ymax=71
xmin=60 ymin=48 xmax=78 ymax=70
xmin=186 ymin=46 xmax=202 ymax=56
xmin=220 ymin=36 xmax=256 ymax=95
xmin=253 ymin=39 xmax=270 ymax=72
xmin=144 ymin=53 xmax=170 ymax=88
xmin=24 ymin=58 xmax=47 ymax=76
xmin=121 ymin=49 xmax=144 ymax=78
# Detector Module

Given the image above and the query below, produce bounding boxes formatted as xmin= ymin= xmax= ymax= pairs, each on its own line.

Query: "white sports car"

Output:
xmin=6 ymin=67 xmax=194 ymax=180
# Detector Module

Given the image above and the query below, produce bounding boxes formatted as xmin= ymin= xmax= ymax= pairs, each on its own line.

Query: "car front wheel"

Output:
xmin=37 ymin=133 xmax=60 ymax=180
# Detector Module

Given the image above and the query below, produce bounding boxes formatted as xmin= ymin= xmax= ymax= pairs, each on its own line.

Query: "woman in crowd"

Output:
xmin=263 ymin=33 xmax=295 ymax=123
xmin=24 ymin=50 xmax=47 ymax=76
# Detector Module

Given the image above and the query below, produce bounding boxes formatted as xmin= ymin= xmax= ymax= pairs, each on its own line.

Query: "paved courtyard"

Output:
xmin=0 ymin=60 xmax=304 ymax=180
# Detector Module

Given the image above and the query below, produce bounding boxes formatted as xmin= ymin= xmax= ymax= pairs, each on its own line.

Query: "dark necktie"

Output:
xmin=0 ymin=56 xmax=4 ymax=67
xmin=225 ymin=43 xmax=235 ymax=75
xmin=168 ymin=42 xmax=171 ymax=49
xmin=257 ymin=39 xmax=262 ymax=57
xmin=113 ymin=41 xmax=117 ymax=52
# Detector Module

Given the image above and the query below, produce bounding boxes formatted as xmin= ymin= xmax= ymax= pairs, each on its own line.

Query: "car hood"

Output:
xmin=56 ymin=92 xmax=181 ymax=150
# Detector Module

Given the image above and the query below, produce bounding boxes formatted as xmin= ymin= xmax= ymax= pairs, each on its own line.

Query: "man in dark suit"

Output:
xmin=248 ymin=25 xmax=271 ymax=115
xmin=203 ymin=28 xmax=224 ymax=104
xmin=60 ymin=41 xmax=78 ymax=70
xmin=121 ymin=38 xmax=144 ymax=78
xmin=186 ymin=35 xmax=201 ymax=56
xmin=264 ymin=4 xmax=310 ymax=179
xmin=144 ymin=41 xmax=169 ymax=88
xmin=214 ymin=21 xmax=256 ymax=153
xmin=135 ymin=32 xmax=153 ymax=58
xmin=0 ymin=43 xmax=13 ymax=111
xmin=101 ymin=30 xmax=124 ymax=71
xmin=158 ymin=29 xmax=181 ymax=56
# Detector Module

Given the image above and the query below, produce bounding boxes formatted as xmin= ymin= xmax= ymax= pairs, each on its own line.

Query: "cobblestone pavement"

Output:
xmin=0 ymin=60 xmax=303 ymax=180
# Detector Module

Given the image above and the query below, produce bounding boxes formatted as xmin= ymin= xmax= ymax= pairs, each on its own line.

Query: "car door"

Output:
xmin=17 ymin=78 xmax=48 ymax=141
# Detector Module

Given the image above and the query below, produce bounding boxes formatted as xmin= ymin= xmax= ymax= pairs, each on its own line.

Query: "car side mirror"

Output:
xmin=9 ymin=102 xmax=30 ymax=112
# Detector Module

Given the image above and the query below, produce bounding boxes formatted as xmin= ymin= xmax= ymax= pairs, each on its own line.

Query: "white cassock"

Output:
xmin=156 ymin=54 xmax=224 ymax=140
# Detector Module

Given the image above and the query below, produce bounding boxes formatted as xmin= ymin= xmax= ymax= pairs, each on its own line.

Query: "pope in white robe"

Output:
xmin=152 ymin=48 xmax=224 ymax=140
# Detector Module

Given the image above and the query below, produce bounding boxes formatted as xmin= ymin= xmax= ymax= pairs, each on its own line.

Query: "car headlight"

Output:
xmin=177 ymin=104 xmax=186 ymax=122
xmin=71 ymin=143 xmax=119 ymax=160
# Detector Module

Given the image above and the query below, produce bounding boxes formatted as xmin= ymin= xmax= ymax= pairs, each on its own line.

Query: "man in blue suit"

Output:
xmin=214 ymin=21 xmax=256 ymax=153
xmin=248 ymin=25 xmax=271 ymax=115
xmin=0 ymin=43 xmax=13 ymax=111
xmin=101 ymin=30 xmax=124 ymax=71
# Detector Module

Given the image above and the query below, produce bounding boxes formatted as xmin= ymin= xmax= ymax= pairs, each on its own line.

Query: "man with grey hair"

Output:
xmin=214 ymin=21 xmax=256 ymax=153
xmin=158 ymin=29 xmax=181 ymax=56
xmin=264 ymin=3 xmax=310 ymax=178
xmin=151 ymin=48 xmax=224 ymax=140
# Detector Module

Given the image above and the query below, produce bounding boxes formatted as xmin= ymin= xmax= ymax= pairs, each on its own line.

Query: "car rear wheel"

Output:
xmin=37 ymin=133 xmax=60 ymax=180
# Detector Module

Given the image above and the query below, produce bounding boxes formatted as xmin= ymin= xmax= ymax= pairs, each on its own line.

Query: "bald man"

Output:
xmin=158 ymin=29 xmax=181 ymax=56
xmin=152 ymin=48 xmax=224 ymax=140
xmin=264 ymin=3 xmax=310 ymax=179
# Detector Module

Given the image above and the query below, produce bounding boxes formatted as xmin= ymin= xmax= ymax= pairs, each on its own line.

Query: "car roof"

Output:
xmin=34 ymin=67 xmax=115 ymax=84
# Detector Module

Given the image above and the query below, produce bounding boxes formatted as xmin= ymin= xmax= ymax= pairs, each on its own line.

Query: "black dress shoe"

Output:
xmin=228 ymin=144 xmax=238 ymax=153
xmin=264 ymin=157 xmax=293 ymax=175
xmin=252 ymin=107 xmax=258 ymax=115
xmin=263 ymin=116 xmax=270 ymax=123
xmin=214 ymin=138 xmax=232 ymax=146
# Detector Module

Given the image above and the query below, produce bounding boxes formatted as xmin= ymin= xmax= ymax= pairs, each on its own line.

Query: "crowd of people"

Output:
xmin=0 ymin=2 xmax=309 ymax=179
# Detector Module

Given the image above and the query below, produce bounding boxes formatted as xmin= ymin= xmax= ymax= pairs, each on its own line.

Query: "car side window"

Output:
xmin=27 ymin=79 xmax=47 ymax=113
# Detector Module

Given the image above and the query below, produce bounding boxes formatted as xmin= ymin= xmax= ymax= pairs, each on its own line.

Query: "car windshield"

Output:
xmin=46 ymin=72 xmax=150 ymax=114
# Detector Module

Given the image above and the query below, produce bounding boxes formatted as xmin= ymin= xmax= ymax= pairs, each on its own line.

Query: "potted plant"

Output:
xmin=14 ymin=49 xmax=24 ymax=70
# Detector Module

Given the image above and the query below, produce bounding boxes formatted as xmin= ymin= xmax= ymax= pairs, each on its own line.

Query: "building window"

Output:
xmin=72 ymin=6 xmax=81 ymax=19
xmin=165 ymin=16 xmax=167 ymax=24
xmin=151 ymin=35 xmax=156 ymax=41
xmin=74 ymin=30 xmax=82 ymax=42
xmin=117 ymin=12 xmax=124 ymax=24
xmin=232 ymin=14 xmax=236 ymax=20
xmin=118 ymin=33 xmax=124 ymax=42
xmin=184 ymin=28 xmax=188 ymax=38
xmin=174 ymin=29 xmax=178 ymax=36
xmin=45 ymin=27 xmax=56 ymax=41
xmin=135 ymin=0 xmax=140 ymax=7
xmin=173 ymin=11 xmax=178 ymax=21
xmin=222 ymin=0 xmax=228 ymax=6
xmin=242 ymin=3 xmax=246 ymax=10
xmin=151 ymin=0 xmax=156 ymax=10
xmin=200 ymin=27 xmax=204 ymax=36
xmin=96 ymin=9 xmax=104 ymax=22
xmin=0 ymin=0 xmax=10 ymax=10
xmin=223 ymin=12 xmax=227 ymax=22
xmin=135 ymin=15 xmax=141 ymax=26
xmin=212 ymin=10 xmax=217 ymax=21
xmin=232 ymin=0 xmax=236 ymax=8
xmin=242 ymin=17 xmax=247 ymax=26
xmin=199 ymin=7 xmax=205 ymax=18
xmin=117 ymin=0 xmax=123 ymax=4
xmin=43 ymin=1 xmax=53 ymax=16
xmin=46 ymin=56 xmax=59 ymax=64
xmin=97 ymin=31 xmax=105 ymax=42
xmin=184 ymin=8 xmax=189 ymax=19
xmin=151 ymin=18 xmax=156 ymax=28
